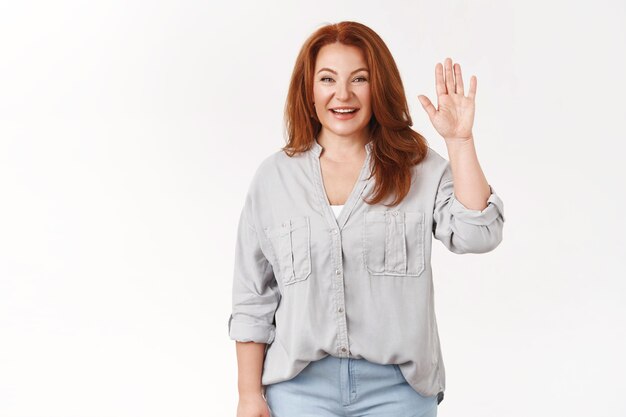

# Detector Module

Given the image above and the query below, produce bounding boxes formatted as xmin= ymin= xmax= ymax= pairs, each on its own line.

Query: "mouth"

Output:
xmin=329 ymin=107 xmax=360 ymax=114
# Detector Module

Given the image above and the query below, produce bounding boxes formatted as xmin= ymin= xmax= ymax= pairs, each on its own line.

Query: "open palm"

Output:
xmin=418 ymin=57 xmax=476 ymax=143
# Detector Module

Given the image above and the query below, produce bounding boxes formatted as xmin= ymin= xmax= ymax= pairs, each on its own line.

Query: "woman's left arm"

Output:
xmin=444 ymin=137 xmax=491 ymax=210
xmin=418 ymin=57 xmax=492 ymax=210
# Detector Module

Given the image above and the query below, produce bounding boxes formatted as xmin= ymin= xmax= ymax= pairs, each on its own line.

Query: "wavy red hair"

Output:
xmin=282 ymin=21 xmax=430 ymax=207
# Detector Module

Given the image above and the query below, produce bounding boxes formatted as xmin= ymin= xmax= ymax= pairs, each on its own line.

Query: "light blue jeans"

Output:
xmin=264 ymin=355 xmax=439 ymax=417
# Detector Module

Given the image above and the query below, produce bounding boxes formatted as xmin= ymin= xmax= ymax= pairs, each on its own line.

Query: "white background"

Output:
xmin=1 ymin=1 xmax=624 ymax=416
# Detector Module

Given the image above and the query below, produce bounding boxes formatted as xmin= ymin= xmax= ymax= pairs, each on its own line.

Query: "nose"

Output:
xmin=335 ymin=79 xmax=352 ymax=101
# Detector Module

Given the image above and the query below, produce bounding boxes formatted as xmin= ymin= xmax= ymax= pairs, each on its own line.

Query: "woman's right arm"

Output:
xmin=228 ymin=189 xmax=280 ymax=416
xmin=236 ymin=341 xmax=266 ymax=397
xmin=235 ymin=341 xmax=271 ymax=417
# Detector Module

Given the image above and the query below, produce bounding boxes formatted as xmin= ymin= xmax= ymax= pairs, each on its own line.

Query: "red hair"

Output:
xmin=282 ymin=21 xmax=429 ymax=207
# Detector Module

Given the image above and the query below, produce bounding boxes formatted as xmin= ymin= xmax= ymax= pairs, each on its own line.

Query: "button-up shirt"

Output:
xmin=227 ymin=138 xmax=505 ymax=401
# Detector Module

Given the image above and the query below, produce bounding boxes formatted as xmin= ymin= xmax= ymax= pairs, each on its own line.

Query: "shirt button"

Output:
xmin=338 ymin=307 xmax=344 ymax=313
xmin=340 ymin=347 xmax=347 ymax=352
xmin=393 ymin=211 xmax=398 ymax=216
xmin=335 ymin=269 xmax=342 ymax=275
xmin=331 ymin=229 xmax=338 ymax=234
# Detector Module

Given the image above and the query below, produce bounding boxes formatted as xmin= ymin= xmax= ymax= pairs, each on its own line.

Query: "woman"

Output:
xmin=228 ymin=21 xmax=505 ymax=417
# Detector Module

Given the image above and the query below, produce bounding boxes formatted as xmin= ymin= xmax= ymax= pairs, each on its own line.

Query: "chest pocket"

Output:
xmin=363 ymin=210 xmax=425 ymax=277
xmin=263 ymin=216 xmax=312 ymax=285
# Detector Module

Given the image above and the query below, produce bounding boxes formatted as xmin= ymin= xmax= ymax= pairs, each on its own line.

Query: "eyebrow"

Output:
xmin=316 ymin=67 xmax=369 ymax=75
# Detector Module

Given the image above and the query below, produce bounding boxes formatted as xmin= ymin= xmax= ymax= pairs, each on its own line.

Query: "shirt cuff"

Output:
xmin=228 ymin=314 xmax=276 ymax=344
xmin=448 ymin=184 xmax=506 ymax=226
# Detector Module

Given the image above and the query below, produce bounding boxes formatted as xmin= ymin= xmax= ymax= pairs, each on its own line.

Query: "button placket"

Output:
xmin=310 ymin=145 xmax=373 ymax=359
xmin=332 ymin=215 xmax=348 ymax=356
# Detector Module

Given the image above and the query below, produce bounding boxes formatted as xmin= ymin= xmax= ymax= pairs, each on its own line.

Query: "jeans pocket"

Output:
xmin=393 ymin=364 xmax=405 ymax=382
xmin=364 ymin=210 xmax=425 ymax=277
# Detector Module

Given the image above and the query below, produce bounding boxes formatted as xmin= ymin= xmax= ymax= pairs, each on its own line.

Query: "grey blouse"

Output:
xmin=227 ymin=137 xmax=505 ymax=401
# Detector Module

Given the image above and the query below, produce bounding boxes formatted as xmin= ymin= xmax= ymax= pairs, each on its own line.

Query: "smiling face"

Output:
xmin=312 ymin=42 xmax=372 ymax=140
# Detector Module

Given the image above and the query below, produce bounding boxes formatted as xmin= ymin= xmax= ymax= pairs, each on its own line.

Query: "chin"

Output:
xmin=330 ymin=122 xmax=368 ymax=133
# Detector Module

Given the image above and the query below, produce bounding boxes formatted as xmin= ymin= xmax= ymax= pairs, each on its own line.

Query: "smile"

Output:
xmin=329 ymin=108 xmax=360 ymax=120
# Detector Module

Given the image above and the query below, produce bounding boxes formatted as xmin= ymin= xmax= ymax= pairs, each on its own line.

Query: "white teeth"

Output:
xmin=332 ymin=108 xmax=357 ymax=113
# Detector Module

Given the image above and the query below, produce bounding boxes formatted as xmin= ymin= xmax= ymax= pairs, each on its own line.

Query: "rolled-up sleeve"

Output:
xmin=432 ymin=164 xmax=506 ymax=254
xmin=227 ymin=195 xmax=280 ymax=344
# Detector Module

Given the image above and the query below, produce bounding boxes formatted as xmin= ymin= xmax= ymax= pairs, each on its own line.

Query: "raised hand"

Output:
xmin=418 ymin=57 xmax=476 ymax=144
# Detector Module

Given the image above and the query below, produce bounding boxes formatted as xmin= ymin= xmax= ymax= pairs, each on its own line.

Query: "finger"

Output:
xmin=418 ymin=95 xmax=437 ymax=119
xmin=454 ymin=63 xmax=464 ymax=95
xmin=444 ymin=57 xmax=455 ymax=95
xmin=435 ymin=62 xmax=446 ymax=96
xmin=468 ymin=75 xmax=477 ymax=100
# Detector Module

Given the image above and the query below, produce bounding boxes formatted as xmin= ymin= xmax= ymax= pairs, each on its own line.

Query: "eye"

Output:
xmin=319 ymin=76 xmax=368 ymax=83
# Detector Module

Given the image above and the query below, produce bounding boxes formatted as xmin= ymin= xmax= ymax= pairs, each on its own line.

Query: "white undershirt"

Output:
xmin=330 ymin=204 xmax=344 ymax=218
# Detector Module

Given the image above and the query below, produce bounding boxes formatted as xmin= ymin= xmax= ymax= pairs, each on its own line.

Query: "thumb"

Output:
xmin=418 ymin=95 xmax=437 ymax=119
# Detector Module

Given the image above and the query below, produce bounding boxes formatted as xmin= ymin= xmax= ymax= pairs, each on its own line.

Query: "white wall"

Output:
xmin=1 ymin=1 xmax=624 ymax=416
